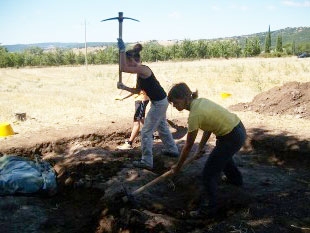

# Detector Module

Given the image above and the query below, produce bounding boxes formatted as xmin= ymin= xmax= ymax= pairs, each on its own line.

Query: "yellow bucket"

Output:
xmin=0 ymin=122 xmax=14 ymax=137
xmin=220 ymin=92 xmax=232 ymax=99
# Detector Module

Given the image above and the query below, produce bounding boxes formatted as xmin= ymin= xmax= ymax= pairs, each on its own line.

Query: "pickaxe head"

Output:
xmin=101 ymin=12 xmax=140 ymax=85
xmin=101 ymin=12 xmax=139 ymax=23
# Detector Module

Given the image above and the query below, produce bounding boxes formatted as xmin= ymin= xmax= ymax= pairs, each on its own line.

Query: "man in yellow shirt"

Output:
xmin=168 ymin=82 xmax=247 ymax=218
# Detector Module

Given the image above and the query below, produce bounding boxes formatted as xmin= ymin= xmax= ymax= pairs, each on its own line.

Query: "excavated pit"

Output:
xmin=1 ymin=121 xmax=309 ymax=233
xmin=1 ymin=81 xmax=310 ymax=232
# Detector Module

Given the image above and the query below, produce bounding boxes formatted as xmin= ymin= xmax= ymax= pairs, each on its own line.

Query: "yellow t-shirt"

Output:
xmin=188 ymin=98 xmax=240 ymax=136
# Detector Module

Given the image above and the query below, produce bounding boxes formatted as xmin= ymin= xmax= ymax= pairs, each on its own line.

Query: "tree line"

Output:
xmin=0 ymin=34 xmax=308 ymax=68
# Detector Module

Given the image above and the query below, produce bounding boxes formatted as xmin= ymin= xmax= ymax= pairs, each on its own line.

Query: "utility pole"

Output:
xmin=84 ymin=19 xmax=88 ymax=69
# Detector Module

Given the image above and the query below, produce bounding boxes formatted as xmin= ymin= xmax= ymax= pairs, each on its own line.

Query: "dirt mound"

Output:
xmin=229 ymin=82 xmax=310 ymax=119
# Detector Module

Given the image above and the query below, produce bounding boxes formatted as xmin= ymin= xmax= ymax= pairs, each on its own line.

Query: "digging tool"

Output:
xmin=123 ymin=151 xmax=206 ymax=203
xmin=101 ymin=12 xmax=139 ymax=87
xmin=114 ymin=74 xmax=133 ymax=100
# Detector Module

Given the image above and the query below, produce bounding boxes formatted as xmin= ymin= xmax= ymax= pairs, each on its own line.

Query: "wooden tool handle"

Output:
xmin=132 ymin=170 xmax=172 ymax=195
xmin=131 ymin=152 xmax=204 ymax=196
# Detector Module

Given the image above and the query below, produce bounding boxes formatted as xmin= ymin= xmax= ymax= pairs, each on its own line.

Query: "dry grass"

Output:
xmin=1 ymin=57 xmax=309 ymax=140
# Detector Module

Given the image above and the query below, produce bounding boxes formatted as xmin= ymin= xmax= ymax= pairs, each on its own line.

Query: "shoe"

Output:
xmin=133 ymin=160 xmax=153 ymax=170
xmin=117 ymin=141 xmax=133 ymax=150
xmin=161 ymin=149 xmax=179 ymax=157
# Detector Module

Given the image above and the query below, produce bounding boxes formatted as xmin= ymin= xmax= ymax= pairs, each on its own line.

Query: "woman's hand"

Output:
xmin=117 ymin=82 xmax=126 ymax=90
xmin=117 ymin=38 xmax=126 ymax=52
xmin=170 ymin=163 xmax=181 ymax=175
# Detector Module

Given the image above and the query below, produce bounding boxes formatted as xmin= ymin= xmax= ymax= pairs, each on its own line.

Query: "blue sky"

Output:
xmin=1 ymin=0 xmax=309 ymax=45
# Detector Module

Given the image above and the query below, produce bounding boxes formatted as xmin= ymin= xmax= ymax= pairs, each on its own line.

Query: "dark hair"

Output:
xmin=168 ymin=82 xmax=198 ymax=103
xmin=126 ymin=43 xmax=143 ymax=62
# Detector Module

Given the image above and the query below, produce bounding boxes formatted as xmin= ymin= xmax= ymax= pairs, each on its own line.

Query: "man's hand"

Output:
xmin=117 ymin=38 xmax=126 ymax=52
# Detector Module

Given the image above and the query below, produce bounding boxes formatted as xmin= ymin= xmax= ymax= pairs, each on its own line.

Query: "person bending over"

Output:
xmin=168 ymin=82 xmax=246 ymax=218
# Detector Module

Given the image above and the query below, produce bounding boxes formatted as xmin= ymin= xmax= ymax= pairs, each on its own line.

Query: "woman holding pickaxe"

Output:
xmin=116 ymin=39 xmax=179 ymax=169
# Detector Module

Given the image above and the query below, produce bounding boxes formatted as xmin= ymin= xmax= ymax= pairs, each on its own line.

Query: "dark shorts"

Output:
xmin=134 ymin=100 xmax=149 ymax=121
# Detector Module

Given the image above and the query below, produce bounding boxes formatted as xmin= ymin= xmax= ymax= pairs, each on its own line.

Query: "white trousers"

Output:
xmin=141 ymin=97 xmax=179 ymax=167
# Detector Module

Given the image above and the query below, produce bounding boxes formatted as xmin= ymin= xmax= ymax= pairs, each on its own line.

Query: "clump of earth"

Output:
xmin=0 ymin=82 xmax=309 ymax=233
xmin=229 ymin=81 xmax=309 ymax=119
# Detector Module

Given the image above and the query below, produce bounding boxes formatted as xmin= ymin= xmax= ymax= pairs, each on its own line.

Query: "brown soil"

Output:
xmin=229 ymin=81 xmax=310 ymax=119
xmin=0 ymin=82 xmax=309 ymax=233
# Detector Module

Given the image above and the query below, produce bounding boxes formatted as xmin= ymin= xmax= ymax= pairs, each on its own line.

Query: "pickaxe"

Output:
xmin=101 ymin=12 xmax=139 ymax=87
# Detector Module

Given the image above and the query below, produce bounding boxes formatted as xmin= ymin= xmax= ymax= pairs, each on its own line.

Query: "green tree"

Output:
xmin=87 ymin=52 xmax=96 ymax=65
xmin=219 ymin=41 xmax=228 ymax=58
xmin=169 ymin=43 xmax=181 ymax=60
xmin=54 ymin=48 xmax=64 ymax=65
xmin=22 ymin=46 xmax=43 ymax=66
xmin=276 ymin=34 xmax=283 ymax=52
xmin=230 ymin=40 xmax=242 ymax=58
xmin=195 ymin=40 xmax=208 ymax=59
xmin=141 ymin=43 xmax=163 ymax=62
xmin=64 ymin=50 xmax=76 ymax=65
xmin=9 ymin=52 xmax=24 ymax=67
xmin=264 ymin=25 xmax=271 ymax=53
xmin=210 ymin=41 xmax=221 ymax=58
xmin=179 ymin=39 xmax=196 ymax=59
xmin=42 ymin=52 xmax=56 ymax=66
xmin=291 ymin=40 xmax=296 ymax=55
xmin=252 ymin=37 xmax=261 ymax=56
xmin=76 ymin=51 xmax=85 ymax=65
xmin=0 ymin=46 xmax=9 ymax=67
xmin=244 ymin=37 xmax=261 ymax=57
xmin=104 ymin=46 xmax=118 ymax=64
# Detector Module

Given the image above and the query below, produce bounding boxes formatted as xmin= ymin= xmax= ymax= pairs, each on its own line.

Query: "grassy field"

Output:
xmin=1 ymin=57 xmax=309 ymax=139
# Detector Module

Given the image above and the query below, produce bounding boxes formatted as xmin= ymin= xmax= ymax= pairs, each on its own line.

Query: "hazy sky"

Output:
xmin=1 ymin=0 xmax=309 ymax=45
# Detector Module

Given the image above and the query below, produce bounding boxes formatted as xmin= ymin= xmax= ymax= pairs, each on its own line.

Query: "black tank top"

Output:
xmin=137 ymin=66 xmax=166 ymax=101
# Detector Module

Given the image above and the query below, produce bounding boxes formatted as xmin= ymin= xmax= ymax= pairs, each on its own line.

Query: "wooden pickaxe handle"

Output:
xmin=131 ymin=152 xmax=205 ymax=196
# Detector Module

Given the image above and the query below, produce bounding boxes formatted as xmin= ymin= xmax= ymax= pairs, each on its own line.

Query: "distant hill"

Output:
xmin=2 ymin=26 xmax=310 ymax=52
xmin=223 ymin=26 xmax=310 ymax=48
xmin=3 ymin=42 xmax=114 ymax=53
